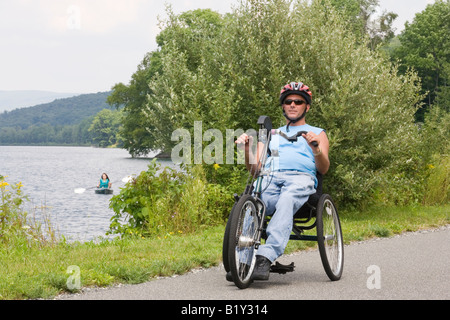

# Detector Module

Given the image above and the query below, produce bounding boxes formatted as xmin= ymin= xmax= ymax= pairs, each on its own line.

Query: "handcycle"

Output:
xmin=223 ymin=116 xmax=344 ymax=289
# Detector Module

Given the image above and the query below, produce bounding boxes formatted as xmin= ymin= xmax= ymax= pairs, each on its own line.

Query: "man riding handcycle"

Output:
xmin=223 ymin=82 xmax=344 ymax=289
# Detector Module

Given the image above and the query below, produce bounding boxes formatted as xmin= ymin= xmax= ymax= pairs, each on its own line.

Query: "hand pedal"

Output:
xmin=270 ymin=262 xmax=295 ymax=274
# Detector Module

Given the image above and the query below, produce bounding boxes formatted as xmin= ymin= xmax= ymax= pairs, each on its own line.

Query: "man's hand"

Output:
xmin=235 ymin=133 xmax=254 ymax=150
xmin=302 ymin=131 xmax=320 ymax=150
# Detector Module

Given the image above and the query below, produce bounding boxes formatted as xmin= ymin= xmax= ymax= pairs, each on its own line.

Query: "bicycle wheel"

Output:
xmin=227 ymin=194 xmax=260 ymax=289
xmin=222 ymin=202 xmax=236 ymax=273
xmin=316 ymin=194 xmax=344 ymax=281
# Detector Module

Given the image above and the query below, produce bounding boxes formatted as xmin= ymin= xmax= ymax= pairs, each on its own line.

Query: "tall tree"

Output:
xmin=107 ymin=8 xmax=223 ymax=157
xmin=108 ymin=52 xmax=161 ymax=157
xmin=391 ymin=0 xmax=449 ymax=117
xmin=329 ymin=0 xmax=398 ymax=49
xmin=88 ymin=109 xmax=123 ymax=148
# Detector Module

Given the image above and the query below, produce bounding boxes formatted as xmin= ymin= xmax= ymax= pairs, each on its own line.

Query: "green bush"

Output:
xmin=419 ymin=105 xmax=450 ymax=205
xmin=108 ymin=161 xmax=234 ymax=238
xmin=423 ymin=154 xmax=450 ymax=205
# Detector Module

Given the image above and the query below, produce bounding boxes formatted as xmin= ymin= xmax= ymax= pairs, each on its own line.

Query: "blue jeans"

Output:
xmin=256 ymin=171 xmax=316 ymax=262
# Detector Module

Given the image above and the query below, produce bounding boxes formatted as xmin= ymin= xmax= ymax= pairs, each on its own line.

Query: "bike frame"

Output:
xmin=226 ymin=116 xmax=344 ymax=287
xmin=241 ymin=115 xmax=320 ymax=249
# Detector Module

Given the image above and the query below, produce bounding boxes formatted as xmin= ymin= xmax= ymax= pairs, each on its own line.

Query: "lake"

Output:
xmin=0 ymin=146 xmax=175 ymax=241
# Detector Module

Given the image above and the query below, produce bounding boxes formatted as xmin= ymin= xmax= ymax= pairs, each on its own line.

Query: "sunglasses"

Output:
xmin=284 ymin=99 xmax=307 ymax=106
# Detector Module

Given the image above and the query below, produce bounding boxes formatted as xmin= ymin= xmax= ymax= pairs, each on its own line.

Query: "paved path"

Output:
xmin=60 ymin=226 xmax=449 ymax=301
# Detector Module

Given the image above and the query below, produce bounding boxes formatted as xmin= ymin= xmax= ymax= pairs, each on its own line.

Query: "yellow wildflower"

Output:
xmin=0 ymin=181 xmax=9 ymax=188
xmin=213 ymin=163 xmax=221 ymax=170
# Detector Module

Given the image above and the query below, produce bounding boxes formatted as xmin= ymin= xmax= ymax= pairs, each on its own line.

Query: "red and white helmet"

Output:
xmin=279 ymin=82 xmax=312 ymax=105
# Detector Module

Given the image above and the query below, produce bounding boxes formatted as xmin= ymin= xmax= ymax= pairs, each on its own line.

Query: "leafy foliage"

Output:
xmin=143 ymin=0 xmax=426 ymax=206
xmin=107 ymin=8 xmax=224 ymax=157
xmin=0 ymin=176 xmax=55 ymax=247
xmin=391 ymin=0 xmax=450 ymax=114
xmin=107 ymin=52 xmax=161 ymax=157
xmin=108 ymin=161 xmax=234 ymax=238
xmin=88 ymin=109 xmax=123 ymax=148
xmin=108 ymin=0 xmax=448 ymax=218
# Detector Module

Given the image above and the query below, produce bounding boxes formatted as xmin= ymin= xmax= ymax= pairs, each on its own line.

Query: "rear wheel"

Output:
xmin=227 ymin=194 xmax=260 ymax=289
xmin=316 ymin=194 xmax=344 ymax=281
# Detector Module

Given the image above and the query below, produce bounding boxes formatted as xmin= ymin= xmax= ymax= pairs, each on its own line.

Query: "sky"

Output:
xmin=0 ymin=0 xmax=436 ymax=94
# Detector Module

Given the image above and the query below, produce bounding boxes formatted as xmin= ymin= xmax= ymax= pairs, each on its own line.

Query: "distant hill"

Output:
xmin=0 ymin=92 xmax=112 ymax=129
xmin=0 ymin=90 xmax=81 ymax=112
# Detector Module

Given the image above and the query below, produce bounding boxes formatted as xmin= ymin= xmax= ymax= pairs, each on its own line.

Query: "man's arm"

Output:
xmin=235 ymin=134 xmax=264 ymax=176
xmin=303 ymin=131 xmax=330 ymax=175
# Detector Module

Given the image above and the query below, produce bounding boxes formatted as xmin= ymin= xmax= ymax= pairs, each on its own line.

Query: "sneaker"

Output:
xmin=252 ymin=255 xmax=271 ymax=281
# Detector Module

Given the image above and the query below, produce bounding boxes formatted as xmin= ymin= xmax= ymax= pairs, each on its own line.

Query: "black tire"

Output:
xmin=227 ymin=194 xmax=260 ymax=289
xmin=222 ymin=202 xmax=236 ymax=273
xmin=316 ymin=194 xmax=344 ymax=281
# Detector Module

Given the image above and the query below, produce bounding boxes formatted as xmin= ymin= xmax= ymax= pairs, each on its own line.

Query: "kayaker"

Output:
xmin=97 ymin=173 xmax=112 ymax=189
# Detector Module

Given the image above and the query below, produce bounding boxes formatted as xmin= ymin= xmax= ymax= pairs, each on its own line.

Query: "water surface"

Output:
xmin=0 ymin=146 xmax=173 ymax=241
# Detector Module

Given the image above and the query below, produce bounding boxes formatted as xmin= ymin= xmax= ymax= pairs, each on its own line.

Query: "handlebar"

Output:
xmin=271 ymin=129 xmax=319 ymax=148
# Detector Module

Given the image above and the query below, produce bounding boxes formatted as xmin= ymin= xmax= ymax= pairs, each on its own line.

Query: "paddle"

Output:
xmin=74 ymin=176 xmax=134 ymax=194
xmin=74 ymin=186 xmax=96 ymax=194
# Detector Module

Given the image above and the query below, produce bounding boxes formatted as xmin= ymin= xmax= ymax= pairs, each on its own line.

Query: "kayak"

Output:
xmin=95 ymin=188 xmax=113 ymax=195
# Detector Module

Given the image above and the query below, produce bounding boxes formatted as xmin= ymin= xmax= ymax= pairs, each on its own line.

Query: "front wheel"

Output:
xmin=227 ymin=194 xmax=261 ymax=289
xmin=316 ymin=194 xmax=344 ymax=281
xmin=222 ymin=201 xmax=236 ymax=274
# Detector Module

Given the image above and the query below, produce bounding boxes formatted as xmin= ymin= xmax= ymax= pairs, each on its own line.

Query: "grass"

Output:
xmin=339 ymin=205 xmax=449 ymax=241
xmin=0 ymin=204 xmax=449 ymax=300
xmin=0 ymin=226 xmax=224 ymax=300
